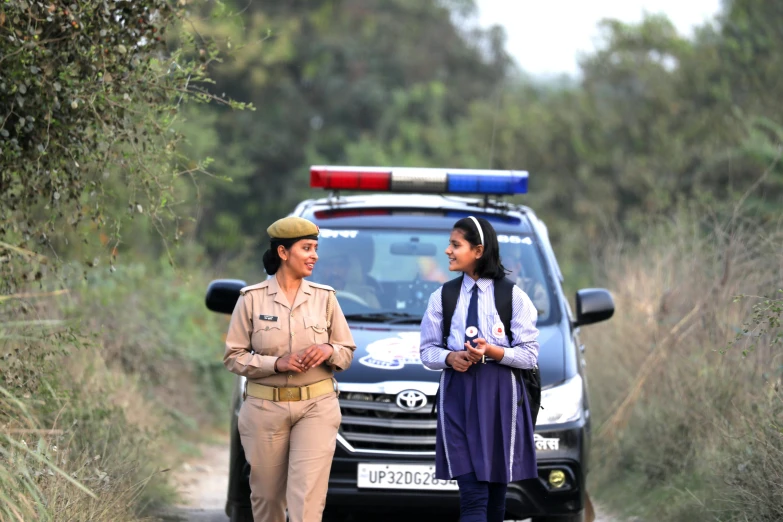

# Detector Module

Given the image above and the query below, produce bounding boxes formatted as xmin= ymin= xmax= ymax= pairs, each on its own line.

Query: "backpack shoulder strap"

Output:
xmin=494 ymin=277 xmax=537 ymax=413
xmin=494 ymin=277 xmax=515 ymax=346
xmin=440 ymin=275 xmax=463 ymax=347
xmin=433 ymin=275 xmax=463 ymax=415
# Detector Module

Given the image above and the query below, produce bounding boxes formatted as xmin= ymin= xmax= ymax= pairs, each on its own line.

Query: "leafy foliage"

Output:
xmin=732 ymin=290 xmax=783 ymax=356
xmin=0 ymin=1 xmax=246 ymax=518
xmin=178 ymin=0 xmax=510 ymax=255
xmin=0 ymin=0 xmax=249 ymax=289
xmin=336 ymin=10 xmax=783 ymax=287
xmin=180 ymin=1 xmax=783 ymax=290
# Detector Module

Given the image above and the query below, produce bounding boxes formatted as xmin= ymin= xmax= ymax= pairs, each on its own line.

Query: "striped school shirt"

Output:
xmin=419 ymin=276 xmax=539 ymax=370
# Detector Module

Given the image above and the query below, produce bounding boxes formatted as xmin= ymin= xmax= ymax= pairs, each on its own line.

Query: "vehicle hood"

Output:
xmin=338 ymin=322 xmax=565 ymax=387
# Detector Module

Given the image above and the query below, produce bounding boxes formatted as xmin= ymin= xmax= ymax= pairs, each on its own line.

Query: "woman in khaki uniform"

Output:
xmin=224 ymin=216 xmax=356 ymax=522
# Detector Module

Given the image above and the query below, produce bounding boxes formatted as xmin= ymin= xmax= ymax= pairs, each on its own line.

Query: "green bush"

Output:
xmin=1 ymin=0 xmax=246 ymax=517
xmin=75 ymin=263 xmax=234 ymax=422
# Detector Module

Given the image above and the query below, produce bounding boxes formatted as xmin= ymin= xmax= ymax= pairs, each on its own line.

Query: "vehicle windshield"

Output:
xmin=309 ymin=228 xmax=557 ymax=325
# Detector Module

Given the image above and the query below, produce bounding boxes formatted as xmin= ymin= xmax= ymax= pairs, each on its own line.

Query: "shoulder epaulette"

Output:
xmin=239 ymin=281 xmax=269 ymax=295
xmin=308 ymin=281 xmax=335 ymax=292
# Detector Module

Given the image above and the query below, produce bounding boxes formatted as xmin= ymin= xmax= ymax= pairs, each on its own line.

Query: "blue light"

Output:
xmin=446 ymin=171 xmax=528 ymax=194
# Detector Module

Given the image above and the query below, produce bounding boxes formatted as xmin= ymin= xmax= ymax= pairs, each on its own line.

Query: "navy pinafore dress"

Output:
xmin=434 ymin=300 xmax=537 ymax=483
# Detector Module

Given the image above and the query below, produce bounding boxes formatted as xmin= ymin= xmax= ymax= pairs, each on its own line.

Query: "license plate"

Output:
xmin=357 ymin=463 xmax=458 ymax=490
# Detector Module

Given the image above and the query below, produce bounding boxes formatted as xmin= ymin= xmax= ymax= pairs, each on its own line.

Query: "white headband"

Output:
xmin=468 ymin=216 xmax=484 ymax=246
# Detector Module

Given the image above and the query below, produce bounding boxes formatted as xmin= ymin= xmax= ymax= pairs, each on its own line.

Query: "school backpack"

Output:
xmin=434 ymin=276 xmax=542 ymax=426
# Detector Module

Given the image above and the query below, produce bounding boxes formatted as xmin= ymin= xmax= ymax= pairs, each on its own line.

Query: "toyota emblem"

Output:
xmin=396 ymin=390 xmax=427 ymax=411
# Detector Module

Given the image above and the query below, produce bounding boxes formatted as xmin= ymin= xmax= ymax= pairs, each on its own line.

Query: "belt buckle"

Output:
xmin=278 ymin=387 xmax=301 ymax=402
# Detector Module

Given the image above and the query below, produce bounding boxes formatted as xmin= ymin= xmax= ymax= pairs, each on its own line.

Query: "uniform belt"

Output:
xmin=245 ymin=378 xmax=338 ymax=402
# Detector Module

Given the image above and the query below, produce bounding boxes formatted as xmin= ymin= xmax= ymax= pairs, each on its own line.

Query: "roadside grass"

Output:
xmin=584 ymin=208 xmax=783 ymax=521
xmin=1 ymin=262 xmax=233 ymax=520
xmin=74 ymin=262 xmax=234 ymax=426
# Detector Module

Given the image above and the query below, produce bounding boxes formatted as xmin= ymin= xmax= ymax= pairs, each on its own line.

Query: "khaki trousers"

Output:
xmin=238 ymin=392 xmax=341 ymax=522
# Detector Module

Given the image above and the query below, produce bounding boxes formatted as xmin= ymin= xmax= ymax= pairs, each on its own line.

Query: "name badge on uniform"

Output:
xmin=259 ymin=315 xmax=278 ymax=321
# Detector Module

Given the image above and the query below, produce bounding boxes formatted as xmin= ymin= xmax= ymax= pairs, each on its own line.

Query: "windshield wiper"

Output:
xmin=344 ymin=312 xmax=423 ymax=324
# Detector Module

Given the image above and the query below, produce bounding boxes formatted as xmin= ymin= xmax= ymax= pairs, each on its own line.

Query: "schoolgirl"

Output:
xmin=419 ymin=216 xmax=540 ymax=522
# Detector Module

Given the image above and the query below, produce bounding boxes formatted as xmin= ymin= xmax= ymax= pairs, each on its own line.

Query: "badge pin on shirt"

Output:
xmin=493 ymin=322 xmax=505 ymax=338
xmin=465 ymin=326 xmax=478 ymax=339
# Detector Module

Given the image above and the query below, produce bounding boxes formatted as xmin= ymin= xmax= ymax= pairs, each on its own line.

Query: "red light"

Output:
xmin=310 ymin=168 xmax=391 ymax=191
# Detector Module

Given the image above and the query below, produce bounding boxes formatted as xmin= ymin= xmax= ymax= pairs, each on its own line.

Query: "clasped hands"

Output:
xmin=274 ymin=343 xmax=333 ymax=373
xmin=445 ymin=338 xmax=493 ymax=373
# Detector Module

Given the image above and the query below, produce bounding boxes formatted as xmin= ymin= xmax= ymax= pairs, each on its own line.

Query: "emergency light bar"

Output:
xmin=310 ymin=166 xmax=528 ymax=195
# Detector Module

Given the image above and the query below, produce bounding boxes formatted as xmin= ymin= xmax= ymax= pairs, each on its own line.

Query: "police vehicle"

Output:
xmin=205 ymin=167 xmax=615 ymax=521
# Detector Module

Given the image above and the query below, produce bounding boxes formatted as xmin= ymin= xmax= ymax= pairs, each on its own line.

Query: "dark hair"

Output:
xmin=262 ymin=238 xmax=300 ymax=275
xmin=453 ymin=216 xmax=508 ymax=280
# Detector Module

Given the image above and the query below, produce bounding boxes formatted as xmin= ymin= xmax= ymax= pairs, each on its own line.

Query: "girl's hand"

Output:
xmin=446 ymin=351 xmax=474 ymax=372
xmin=465 ymin=338 xmax=488 ymax=362
xmin=297 ymin=343 xmax=334 ymax=371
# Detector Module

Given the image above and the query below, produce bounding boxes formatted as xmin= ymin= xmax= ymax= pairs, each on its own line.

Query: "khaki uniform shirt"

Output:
xmin=224 ymin=276 xmax=356 ymax=387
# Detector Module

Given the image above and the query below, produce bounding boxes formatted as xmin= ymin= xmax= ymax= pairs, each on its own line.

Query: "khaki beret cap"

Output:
xmin=267 ymin=216 xmax=320 ymax=240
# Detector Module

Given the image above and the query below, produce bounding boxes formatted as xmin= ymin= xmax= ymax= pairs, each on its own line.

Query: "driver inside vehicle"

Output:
xmin=318 ymin=252 xmax=382 ymax=309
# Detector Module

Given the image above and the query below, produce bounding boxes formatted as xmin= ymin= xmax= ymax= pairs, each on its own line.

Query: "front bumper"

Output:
xmin=226 ymin=373 xmax=589 ymax=518
xmin=325 ymin=423 xmax=587 ymax=519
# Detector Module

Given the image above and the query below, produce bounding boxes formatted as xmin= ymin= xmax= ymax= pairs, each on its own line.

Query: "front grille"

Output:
xmin=338 ymin=393 xmax=437 ymax=453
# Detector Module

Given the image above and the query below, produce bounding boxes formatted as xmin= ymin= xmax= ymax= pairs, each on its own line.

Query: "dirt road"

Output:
xmin=169 ymin=440 xmax=230 ymax=522
xmin=169 ymin=440 xmax=616 ymax=522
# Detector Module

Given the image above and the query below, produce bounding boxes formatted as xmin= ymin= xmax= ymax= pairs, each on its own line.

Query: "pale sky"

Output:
xmin=476 ymin=0 xmax=722 ymax=76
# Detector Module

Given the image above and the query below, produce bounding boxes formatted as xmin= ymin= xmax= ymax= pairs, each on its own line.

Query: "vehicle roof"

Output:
xmin=294 ymin=193 xmax=539 ymax=233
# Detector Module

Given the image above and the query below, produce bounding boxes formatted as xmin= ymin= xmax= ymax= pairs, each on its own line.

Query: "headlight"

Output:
xmin=539 ymin=374 xmax=583 ymax=425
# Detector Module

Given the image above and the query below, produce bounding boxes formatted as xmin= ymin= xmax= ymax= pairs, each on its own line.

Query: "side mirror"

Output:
xmin=575 ymin=288 xmax=614 ymax=327
xmin=206 ymin=279 xmax=247 ymax=314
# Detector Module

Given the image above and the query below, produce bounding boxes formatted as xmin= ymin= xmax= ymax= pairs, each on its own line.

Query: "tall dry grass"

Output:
xmin=1 ymin=386 xmax=95 ymax=521
xmin=1 ymin=264 xmax=233 ymax=521
xmin=0 ymin=385 xmax=163 ymax=522
xmin=584 ymin=207 xmax=783 ymax=521
xmin=0 ymin=310 xmax=173 ymax=521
